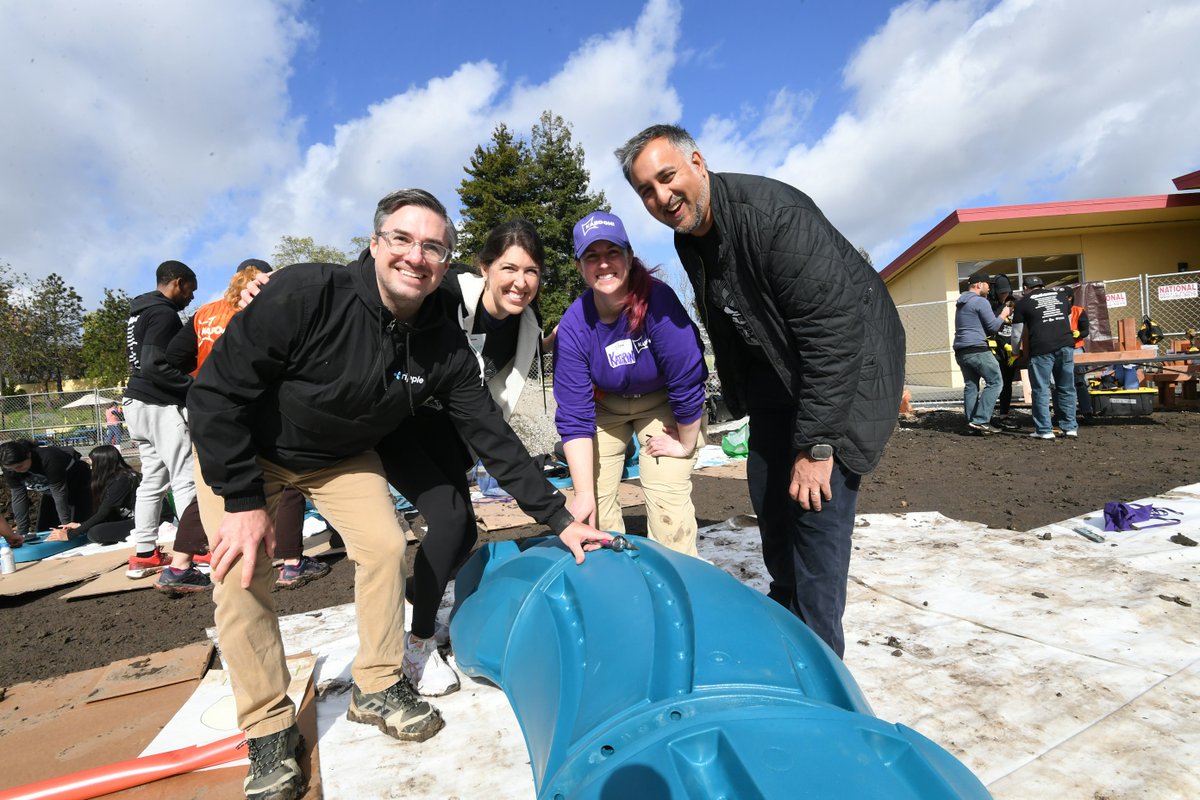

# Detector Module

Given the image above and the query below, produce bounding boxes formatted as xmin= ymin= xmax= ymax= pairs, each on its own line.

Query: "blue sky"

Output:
xmin=2 ymin=0 xmax=1197 ymax=309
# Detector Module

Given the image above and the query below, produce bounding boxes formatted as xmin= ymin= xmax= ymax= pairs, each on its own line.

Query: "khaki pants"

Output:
xmin=195 ymin=451 xmax=405 ymax=737
xmin=593 ymin=390 xmax=700 ymax=556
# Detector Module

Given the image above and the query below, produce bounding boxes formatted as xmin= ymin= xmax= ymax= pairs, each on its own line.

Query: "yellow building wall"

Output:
xmin=885 ymin=217 xmax=1200 ymax=392
xmin=1079 ymin=224 xmax=1200 ymax=280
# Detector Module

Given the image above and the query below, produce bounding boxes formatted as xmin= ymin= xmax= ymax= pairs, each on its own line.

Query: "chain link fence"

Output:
xmin=1098 ymin=276 xmax=1143 ymax=345
xmin=895 ymin=299 xmax=959 ymax=405
xmin=0 ymin=387 xmax=127 ymax=450
xmin=1144 ymin=269 xmax=1200 ymax=353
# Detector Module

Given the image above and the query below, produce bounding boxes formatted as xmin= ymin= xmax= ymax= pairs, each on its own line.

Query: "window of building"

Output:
xmin=957 ymin=254 xmax=1082 ymax=291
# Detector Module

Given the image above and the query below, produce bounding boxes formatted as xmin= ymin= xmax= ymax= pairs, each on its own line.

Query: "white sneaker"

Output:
xmin=1064 ymin=429 xmax=1078 ymax=438
xmin=1028 ymin=431 xmax=1055 ymax=440
xmin=403 ymin=633 xmax=460 ymax=697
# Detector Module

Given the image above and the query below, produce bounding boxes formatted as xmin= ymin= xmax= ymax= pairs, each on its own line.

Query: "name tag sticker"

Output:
xmin=605 ymin=339 xmax=636 ymax=368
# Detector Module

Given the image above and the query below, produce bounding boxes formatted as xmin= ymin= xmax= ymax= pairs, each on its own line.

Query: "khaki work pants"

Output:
xmin=593 ymin=389 xmax=700 ymax=556
xmin=195 ymin=450 xmax=405 ymax=737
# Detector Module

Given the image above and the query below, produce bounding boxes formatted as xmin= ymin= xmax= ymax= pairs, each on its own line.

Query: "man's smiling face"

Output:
xmin=628 ymin=137 xmax=712 ymax=236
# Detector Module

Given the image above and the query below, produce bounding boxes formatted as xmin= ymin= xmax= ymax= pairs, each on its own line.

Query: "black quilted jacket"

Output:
xmin=675 ymin=172 xmax=905 ymax=474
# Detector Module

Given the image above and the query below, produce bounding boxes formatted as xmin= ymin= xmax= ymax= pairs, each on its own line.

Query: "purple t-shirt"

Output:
xmin=554 ymin=280 xmax=708 ymax=442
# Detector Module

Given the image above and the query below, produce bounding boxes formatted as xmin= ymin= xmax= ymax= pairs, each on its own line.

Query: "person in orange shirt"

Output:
xmin=156 ymin=259 xmax=330 ymax=594
xmin=1067 ymin=288 xmax=1093 ymax=421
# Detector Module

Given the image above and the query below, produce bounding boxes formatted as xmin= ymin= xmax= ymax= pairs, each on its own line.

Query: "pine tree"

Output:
xmin=528 ymin=112 xmax=609 ymax=324
xmin=81 ymin=289 xmax=132 ymax=387
xmin=457 ymin=113 xmax=608 ymax=326
xmin=24 ymin=273 xmax=84 ymax=391
xmin=0 ymin=263 xmax=22 ymax=396
xmin=456 ymin=124 xmax=538 ymax=261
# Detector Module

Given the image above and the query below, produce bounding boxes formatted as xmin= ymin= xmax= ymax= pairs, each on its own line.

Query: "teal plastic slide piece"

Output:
xmin=13 ymin=531 xmax=87 ymax=563
xmin=452 ymin=537 xmax=991 ymax=800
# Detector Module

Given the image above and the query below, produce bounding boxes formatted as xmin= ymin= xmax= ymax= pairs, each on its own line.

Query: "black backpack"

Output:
xmin=1137 ymin=316 xmax=1163 ymax=345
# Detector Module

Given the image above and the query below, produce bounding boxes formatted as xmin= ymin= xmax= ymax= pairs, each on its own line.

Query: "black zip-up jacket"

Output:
xmin=125 ymin=290 xmax=191 ymax=406
xmin=675 ymin=172 xmax=906 ymax=475
xmin=187 ymin=252 xmax=573 ymax=532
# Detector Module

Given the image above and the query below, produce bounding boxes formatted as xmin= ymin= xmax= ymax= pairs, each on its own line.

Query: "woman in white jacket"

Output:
xmin=379 ymin=219 xmax=550 ymax=697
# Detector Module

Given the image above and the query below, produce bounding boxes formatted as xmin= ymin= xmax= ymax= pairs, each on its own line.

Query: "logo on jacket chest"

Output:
xmin=392 ymin=370 xmax=426 ymax=386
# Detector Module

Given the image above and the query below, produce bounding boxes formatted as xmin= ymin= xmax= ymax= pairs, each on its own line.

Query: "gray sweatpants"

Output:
xmin=124 ymin=398 xmax=196 ymax=551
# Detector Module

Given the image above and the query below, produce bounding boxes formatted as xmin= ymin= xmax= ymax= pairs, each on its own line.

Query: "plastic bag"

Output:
xmin=1102 ymin=502 xmax=1180 ymax=532
xmin=721 ymin=422 xmax=750 ymax=458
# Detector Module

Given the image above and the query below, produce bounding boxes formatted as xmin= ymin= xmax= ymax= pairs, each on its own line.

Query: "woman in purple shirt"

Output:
xmin=554 ymin=211 xmax=707 ymax=555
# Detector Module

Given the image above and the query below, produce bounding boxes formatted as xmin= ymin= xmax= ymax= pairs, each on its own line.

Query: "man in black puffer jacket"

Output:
xmin=188 ymin=189 xmax=607 ymax=800
xmin=617 ymin=125 xmax=905 ymax=658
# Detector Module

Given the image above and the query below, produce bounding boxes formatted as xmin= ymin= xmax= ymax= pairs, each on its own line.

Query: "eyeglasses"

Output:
xmin=375 ymin=230 xmax=452 ymax=264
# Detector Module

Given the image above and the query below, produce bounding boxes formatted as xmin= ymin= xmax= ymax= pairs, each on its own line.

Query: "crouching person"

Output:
xmin=188 ymin=188 xmax=606 ymax=800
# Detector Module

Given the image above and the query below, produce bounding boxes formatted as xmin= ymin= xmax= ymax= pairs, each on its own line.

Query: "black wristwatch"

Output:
xmin=807 ymin=443 xmax=834 ymax=461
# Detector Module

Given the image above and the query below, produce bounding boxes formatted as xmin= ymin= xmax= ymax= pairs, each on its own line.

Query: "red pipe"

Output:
xmin=0 ymin=733 xmax=246 ymax=800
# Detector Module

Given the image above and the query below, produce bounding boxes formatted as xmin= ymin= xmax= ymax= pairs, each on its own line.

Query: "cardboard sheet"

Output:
xmin=62 ymin=529 xmax=338 ymax=600
xmin=142 ymin=653 xmax=316 ymax=767
xmin=0 ymin=642 xmax=322 ymax=799
xmin=472 ymin=482 xmax=645 ymax=531
xmin=0 ymin=546 xmax=132 ymax=597
xmin=87 ymin=642 xmax=214 ymax=703
xmin=694 ymin=460 xmax=748 ymax=480
xmin=59 ymin=557 xmax=165 ymax=599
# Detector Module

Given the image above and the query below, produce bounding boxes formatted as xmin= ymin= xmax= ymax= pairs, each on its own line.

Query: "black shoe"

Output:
xmin=243 ymin=724 xmax=305 ymax=800
xmin=347 ymin=675 xmax=444 ymax=742
xmin=991 ymin=417 xmax=1019 ymax=431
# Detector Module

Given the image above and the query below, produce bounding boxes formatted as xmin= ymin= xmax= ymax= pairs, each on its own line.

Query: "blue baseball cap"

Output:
xmin=572 ymin=211 xmax=631 ymax=258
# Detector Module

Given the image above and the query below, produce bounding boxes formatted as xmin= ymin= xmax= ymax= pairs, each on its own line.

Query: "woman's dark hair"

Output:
xmin=0 ymin=439 xmax=36 ymax=470
xmin=477 ymin=218 xmax=545 ymax=275
xmin=477 ymin=218 xmax=547 ymax=323
xmin=87 ymin=445 xmax=136 ymax=511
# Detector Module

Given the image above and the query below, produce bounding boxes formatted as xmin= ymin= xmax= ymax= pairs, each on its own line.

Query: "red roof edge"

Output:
xmin=1174 ymin=170 xmax=1200 ymax=190
xmin=880 ymin=192 xmax=1200 ymax=282
xmin=879 ymin=210 xmax=960 ymax=281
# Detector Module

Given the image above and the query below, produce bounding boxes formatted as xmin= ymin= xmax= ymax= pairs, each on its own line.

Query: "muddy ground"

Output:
xmin=2 ymin=408 xmax=1197 ymax=685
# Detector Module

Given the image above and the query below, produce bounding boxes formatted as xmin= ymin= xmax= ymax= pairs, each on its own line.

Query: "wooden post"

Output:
xmin=1117 ymin=318 xmax=1137 ymax=350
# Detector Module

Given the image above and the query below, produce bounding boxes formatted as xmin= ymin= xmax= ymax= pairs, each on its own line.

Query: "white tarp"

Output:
xmin=202 ymin=482 xmax=1200 ymax=799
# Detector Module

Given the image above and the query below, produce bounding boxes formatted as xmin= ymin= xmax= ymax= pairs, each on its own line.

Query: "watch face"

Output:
xmin=810 ymin=444 xmax=834 ymax=460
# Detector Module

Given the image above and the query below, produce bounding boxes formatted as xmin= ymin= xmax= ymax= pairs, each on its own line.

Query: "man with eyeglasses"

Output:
xmin=187 ymin=188 xmax=609 ymax=800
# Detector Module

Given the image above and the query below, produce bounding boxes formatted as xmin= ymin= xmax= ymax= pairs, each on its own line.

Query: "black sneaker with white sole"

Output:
xmin=346 ymin=675 xmax=445 ymax=742
xmin=243 ymin=724 xmax=305 ymax=800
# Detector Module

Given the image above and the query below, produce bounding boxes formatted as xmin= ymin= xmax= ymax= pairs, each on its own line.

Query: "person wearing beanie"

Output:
xmin=952 ymin=273 xmax=1012 ymax=434
xmin=1013 ymin=275 xmax=1078 ymax=439
xmin=987 ymin=274 xmax=1018 ymax=421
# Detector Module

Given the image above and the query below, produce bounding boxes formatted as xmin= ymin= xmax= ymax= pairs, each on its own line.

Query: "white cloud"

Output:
xmin=9 ymin=0 xmax=1196 ymax=310
xmin=706 ymin=0 xmax=1200 ymax=268
xmin=237 ymin=0 xmax=686 ymax=267
xmin=0 ymin=0 xmax=309 ymax=301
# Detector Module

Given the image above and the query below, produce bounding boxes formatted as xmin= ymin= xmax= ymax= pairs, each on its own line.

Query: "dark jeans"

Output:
xmin=172 ymin=488 xmax=307 ymax=559
xmin=996 ymin=352 xmax=1015 ymax=415
xmin=747 ymin=409 xmax=862 ymax=658
xmin=378 ymin=411 xmax=476 ymax=641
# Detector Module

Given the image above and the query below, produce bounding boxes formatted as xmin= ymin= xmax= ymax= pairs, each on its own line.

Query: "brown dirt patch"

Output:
xmin=2 ymin=408 xmax=1197 ymax=685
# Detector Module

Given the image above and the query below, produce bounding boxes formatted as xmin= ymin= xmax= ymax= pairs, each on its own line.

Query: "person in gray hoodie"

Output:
xmin=953 ymin=272 xmax=1012 ymax=434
